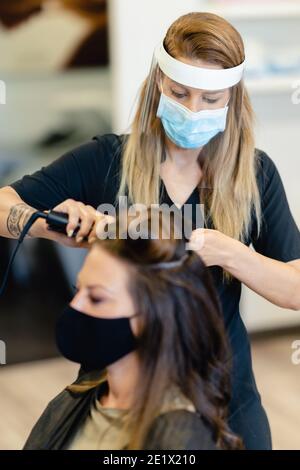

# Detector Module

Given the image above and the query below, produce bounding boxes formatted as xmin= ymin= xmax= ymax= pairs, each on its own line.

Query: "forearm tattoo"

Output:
xmin=6 ymin=203 xmax=35 ymax=238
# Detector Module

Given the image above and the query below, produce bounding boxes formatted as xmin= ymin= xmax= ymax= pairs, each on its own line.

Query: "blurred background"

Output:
xmin=0 ymin=0 xmax=299 ymax=449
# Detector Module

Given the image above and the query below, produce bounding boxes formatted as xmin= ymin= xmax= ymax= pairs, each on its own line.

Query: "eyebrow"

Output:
xmin=203 ymin=90 xmax=226 ymax=95
xmin=170 ymin=81 xmax=226 ymax=95
xmin=76 ymin=282 xmax=114 ymax=295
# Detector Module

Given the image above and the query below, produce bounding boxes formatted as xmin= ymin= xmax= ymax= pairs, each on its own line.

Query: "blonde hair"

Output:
xmin=117 ymin=12 xmax=261 ymax=279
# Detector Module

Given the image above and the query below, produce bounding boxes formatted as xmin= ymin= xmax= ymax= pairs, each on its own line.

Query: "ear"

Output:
xmin=129 ymin=315 xmax=141 ymax=337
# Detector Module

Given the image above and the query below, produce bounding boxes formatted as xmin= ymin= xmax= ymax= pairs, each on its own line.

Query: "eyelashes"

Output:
xmin=90 ymin=297 xmax=103 ymax=305
xmin=204 ymin=98 xmax=218 ymax=104
xmin=71 ymin=284 xmax=103 ymax=305
xmin=171 ymin=90 xmax=219 ymax=104
xmin=171 ymin=90 xmax=186 ymax=99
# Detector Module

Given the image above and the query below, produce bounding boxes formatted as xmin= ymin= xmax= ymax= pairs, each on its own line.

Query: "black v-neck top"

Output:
xmin=9 ymin=130 xmax=300 ymax=327
xmin=9 ymin=133 xmax=300 ymax=447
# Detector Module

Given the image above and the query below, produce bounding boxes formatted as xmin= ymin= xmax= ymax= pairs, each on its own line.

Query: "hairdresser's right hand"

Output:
xmin=32 ymin=199 xmax=111 ymax=248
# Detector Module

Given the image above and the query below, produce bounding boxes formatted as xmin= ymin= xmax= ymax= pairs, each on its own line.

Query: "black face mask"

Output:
xmin=55 ymin=305 xmax=141 ymax=372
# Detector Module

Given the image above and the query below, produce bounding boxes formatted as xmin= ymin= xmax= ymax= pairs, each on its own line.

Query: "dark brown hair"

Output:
xmin=72 ymin=207 xmax=243 ymax=449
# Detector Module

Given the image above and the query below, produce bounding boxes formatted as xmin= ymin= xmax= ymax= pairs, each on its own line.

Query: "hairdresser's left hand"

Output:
xmin=188 ymin=228 xmax=238 ymax=268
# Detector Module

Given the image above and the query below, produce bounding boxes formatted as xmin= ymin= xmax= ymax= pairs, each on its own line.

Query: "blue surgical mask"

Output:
xmin=156 ymin=86 xmax=229 ymax=149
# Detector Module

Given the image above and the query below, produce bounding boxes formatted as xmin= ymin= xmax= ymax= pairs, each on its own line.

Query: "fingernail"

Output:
xmin=67 ymin=229 xmax=74 ymax=238
xmin=88 ymin=237 xmax=96 ymax=244
xmin=76 ymin=236 xmax=83 ymax=243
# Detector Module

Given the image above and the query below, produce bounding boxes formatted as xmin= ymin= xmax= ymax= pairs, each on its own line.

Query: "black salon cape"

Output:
xmin=22 ymin=370 xmax=217 ymax=450
xmin=10 ymin=134 xmax=300 ymax=450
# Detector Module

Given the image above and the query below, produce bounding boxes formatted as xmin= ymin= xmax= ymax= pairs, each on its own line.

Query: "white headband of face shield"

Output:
xmin=154 ymin=42 xmax=245 ymax=90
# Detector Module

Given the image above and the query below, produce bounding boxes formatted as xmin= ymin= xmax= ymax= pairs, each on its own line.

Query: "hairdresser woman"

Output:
xmin=0 ymin=12 xmax=299 ymax=449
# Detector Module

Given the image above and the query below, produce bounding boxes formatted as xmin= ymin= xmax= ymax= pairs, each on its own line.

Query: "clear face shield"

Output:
xmin=139 ymin=41 xmax=245 ymax=136
xmin=139 ymin=53 xmax=161 ymax=135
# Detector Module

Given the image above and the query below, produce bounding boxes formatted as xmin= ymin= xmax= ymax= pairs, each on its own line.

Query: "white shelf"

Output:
xmin=205 ymin=1 xmax=300 ymax=20
xmin=246 ymin=75 xmax=300 ymax=93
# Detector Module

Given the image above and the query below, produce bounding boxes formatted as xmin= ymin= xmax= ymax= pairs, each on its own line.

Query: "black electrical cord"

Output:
xmin=0 ymin=210 xmax=74 ymax=298
xmin=0 ymin=211 xmax=48 ymax=297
